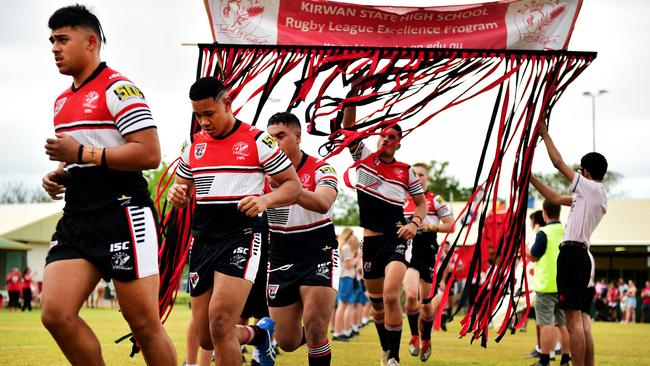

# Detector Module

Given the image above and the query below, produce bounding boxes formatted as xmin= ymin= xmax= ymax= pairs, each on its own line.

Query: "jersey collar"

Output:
xmin=71 ymin=62 xmax=107 ymax=93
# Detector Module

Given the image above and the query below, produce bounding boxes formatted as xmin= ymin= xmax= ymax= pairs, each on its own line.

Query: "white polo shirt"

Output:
xmin=562 ymin=173 xmax=608 ymax=248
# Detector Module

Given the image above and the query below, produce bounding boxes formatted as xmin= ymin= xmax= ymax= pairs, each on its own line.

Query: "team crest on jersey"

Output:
xmin=267 ymin=284 xmax=280 ymax=300
xmin=83 ymin=91 xmax=100 ymax=110
xmin=300 ymin=173 xmax=311 ymax=187
xmin=54 ymin=97 xmax=66 ymax=116
xmin=194 ymin=143 xmax=207 ymax=159
xmin=232 ymin=141 xmax=250 ymax=160
xmin=189 ymin=272 xmax=199 ymax=289
xmin=393 ymin=167 xmax=405 ymax=179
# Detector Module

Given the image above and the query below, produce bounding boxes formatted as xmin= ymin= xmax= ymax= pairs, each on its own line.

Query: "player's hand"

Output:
xmin=45 ymin=133 xmax=81 ymax=163
xmin=538 ymin=118 xmax=549 ymax=138
xmin=42 ymin=167 xmax=66 ymax=200
xmin=237 ymin=195 xmax=268 ymax=217
xmin=167 ymin=183 xmax=189 ymax=208
xmin=397 ymin=222 xmax=418 ymax=240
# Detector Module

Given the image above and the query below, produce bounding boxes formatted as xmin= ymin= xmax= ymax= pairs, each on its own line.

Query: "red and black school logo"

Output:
xmin=194 ymin=143 xmax=207 ymax=160
xmin=267 ymin=284 xmax=279 ymax=300
xmin=189 ymin=272 xmax=199 ymax=289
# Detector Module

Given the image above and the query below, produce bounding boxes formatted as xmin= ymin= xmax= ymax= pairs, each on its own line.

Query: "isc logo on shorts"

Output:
xmin=110 ymin=241 xmax=130 ymax=252
xmin=267 ymin=284 xmax=279 ymax=300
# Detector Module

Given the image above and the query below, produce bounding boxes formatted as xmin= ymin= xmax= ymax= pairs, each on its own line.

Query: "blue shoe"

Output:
xmin=256 ymin=317 xmax=276 ymax=366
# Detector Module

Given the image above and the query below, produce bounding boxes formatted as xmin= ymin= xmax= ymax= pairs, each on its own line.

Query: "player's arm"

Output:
xmin=397 ymin=192 xmax=427 ymax=240
xmin=537 ymin=121 xmax=575 ymax=182
xmin=426 ymin=215 xmax=454 ymax=233
xmin=297 ymin=164 xmax=338 ymax=214
xmin=530 ymin=175 xmax=572 ymax=206
xmin=296 ymin=186 xmax=337 ymax=214
xmin=44 ymin=128 xmax=161 ymax=171
xmin=167 ymin=176 xmax=195 ymax=209
xmin=41 ymin=162 xmax=67 ymax=200
xmin=239 ymin=167 xmax=301 ymax=217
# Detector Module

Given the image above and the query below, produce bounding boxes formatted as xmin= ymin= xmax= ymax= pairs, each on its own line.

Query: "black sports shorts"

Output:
xmin=46 ymin=205 xmax=159 ymax=281
xmin=266 ymin=238 xmax=339 ymax=308
xmin=188 ymin=231 xmax=263 ymax=297
xmin=361 ymin=234 xmax=411 ymax=280
xmin=408 ymin=232 xmax=438 ymax=284
xmin=557 ymin=243 xmax=592 ymax=313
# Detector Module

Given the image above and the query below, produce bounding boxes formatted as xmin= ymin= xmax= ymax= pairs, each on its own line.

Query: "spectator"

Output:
xmin=333 ymin=228 xmax=360 ymax=341
xmin=21 ymin=268 xmax=33 ymax=312
xmin=623 ymin=280 xmax=637 ymax=324
xmin=606 ymin=281 xmax=620 ymax=322
xmin=5 ymin=267 xmax=21 ymax=311
xmin=641 ymin=281 xmax=650 ymax=323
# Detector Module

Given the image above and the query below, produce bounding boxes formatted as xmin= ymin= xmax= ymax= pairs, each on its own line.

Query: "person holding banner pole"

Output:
xmin=342 ymin=98 xmax=427 ymax=366
xmin=531 ymin=120 xmax=608 ymax=366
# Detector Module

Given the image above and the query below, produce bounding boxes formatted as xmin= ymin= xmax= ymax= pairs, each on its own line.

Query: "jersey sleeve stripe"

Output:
xmin=118 ymin=114 xmax=154 ymax=135
xmin=114 ymin=102 xmax=149 ymax=121
xmin=176 ymin=161 xmax=193 ymax=179
xmin=116 ymin=108 xmax=152 ymax=128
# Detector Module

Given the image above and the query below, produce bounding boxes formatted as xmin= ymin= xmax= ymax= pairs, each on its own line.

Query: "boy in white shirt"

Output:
xmin=530 ymin=121 xmax=607 ymax=366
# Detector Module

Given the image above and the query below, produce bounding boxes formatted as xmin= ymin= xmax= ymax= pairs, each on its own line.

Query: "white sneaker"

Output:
xmin=386 ymin=358 xmax=399 ymax=366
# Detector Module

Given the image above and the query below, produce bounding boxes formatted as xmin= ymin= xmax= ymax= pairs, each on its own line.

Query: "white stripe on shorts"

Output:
xmin=331 ymin=248 xmax=340 ymax=291
xmin=126 ymin=206 xmax=159 ymax=278
xmin=243 ymin=232 xmax=262 ymax=282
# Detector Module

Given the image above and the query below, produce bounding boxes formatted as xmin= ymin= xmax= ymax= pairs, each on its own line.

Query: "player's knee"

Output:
xmin=383 ymin=291 xmax=400 ymax=308
xmin=304 ymin=321 xmax=328 ymax=343
xmin=405 ymin=289 xmax=419 ymax=306
xmin=208 ymin=312 xmax=233 ymax=340
xmin=41 ymin=305 xmax=74 ymax=331
xmin=126 ymin=316 xmax=160 ymax=344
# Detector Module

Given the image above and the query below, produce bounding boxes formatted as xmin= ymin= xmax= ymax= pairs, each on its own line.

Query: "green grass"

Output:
xmin=1 ymin=306 xmax=649 ymax=365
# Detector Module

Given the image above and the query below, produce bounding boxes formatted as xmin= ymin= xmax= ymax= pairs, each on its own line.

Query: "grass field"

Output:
xmin=1 ymin=306 xmax=649 ymax=365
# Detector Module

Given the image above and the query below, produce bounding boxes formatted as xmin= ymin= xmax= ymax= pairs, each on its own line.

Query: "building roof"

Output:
xmin=0 ymin=237 xmax=31 ymax=251
xmin=446 ymin=199 xmax=650 ymax=247
xmin=0 ymin=203 xmax=63 ymax=244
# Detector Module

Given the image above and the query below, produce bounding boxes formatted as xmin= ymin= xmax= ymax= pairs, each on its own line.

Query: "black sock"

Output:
xmin=308 ymin=339 xmax=331 ymax=366
xmin=560 ymin=353 xmax=571 ymax=364
xmin=406 ymin=309 xmax=420 ymax=337
xmin=421 ymin=316 xmax=433 ymax=341
xmin=247 ymin=325 xmax=265 ymax=346
xmin=374 ymin=319 xmax=390 ymax=351
xmin=385 ymin=322 xmax=402 ymax=362
xmin=540 ymin=353 xmax=550 ymax=365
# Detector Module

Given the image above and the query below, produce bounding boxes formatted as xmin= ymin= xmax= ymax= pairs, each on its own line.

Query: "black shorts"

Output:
xmin=266 ymin=243 xmax=339 ymax=308
xmin=361 ymin=234 xmax=411 ymax=280
xmin=46 ymin=205 xmax=159 ymax=281
xmin=188 ymin=231 xmax=263 ymax=297
xmin=408 ymin=233 xmax=438 ymax=283
xmin=557 ymin=244 xmax=592 ymax=313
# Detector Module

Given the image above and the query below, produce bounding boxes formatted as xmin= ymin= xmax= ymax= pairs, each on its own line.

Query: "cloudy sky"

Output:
xmin=1 ymin=0 xmax=648 ymax=199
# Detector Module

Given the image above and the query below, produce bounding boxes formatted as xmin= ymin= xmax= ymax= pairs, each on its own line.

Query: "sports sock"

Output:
xmin=243 ymin=325 xmax=265 ymax=346
xmin=560 ymin=353 xmax=571 ymax=364
xmin=421 ymin=315 xmax=434 ymax=341
xmin=308 ymin=339 xmax=331 ymax=366
xmin=385 ymin=322 xmax=402 ymax=362
xmin=406 ymin=308 xmax=420 ymax=336
xmin=374 ymin=318 xmax=390 ymax=351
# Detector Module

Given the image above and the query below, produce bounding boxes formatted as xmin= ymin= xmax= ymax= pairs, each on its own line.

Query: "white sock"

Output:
xmin=344 ymin=329 xmax=352 ymax=337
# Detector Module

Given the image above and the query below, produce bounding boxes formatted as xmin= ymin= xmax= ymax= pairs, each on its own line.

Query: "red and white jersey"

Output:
xmin=404 ymin=191 xmax=452 ymax=225
xmin=177 ymin=120 xmax=292 ymax=239
xmin=351 ymin=141 xmax=424 ymax=232
xmin=53 ymin=63 xmax=155 ymax=213
xmin=267 ymin=153 xmax=338 ymax=234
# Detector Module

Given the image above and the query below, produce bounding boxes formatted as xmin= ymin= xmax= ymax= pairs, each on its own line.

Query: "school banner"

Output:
xmin=204 ymin=0 xmax=583 ymax=50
